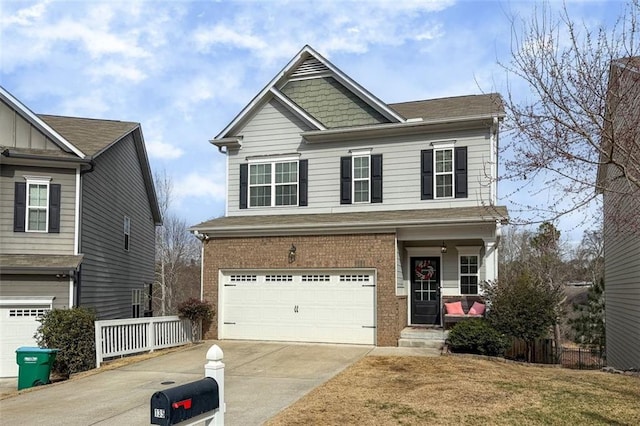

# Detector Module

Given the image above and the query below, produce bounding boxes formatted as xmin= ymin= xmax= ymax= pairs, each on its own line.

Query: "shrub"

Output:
xmin=446 ymin=319 xmax=509 ymax=356
xmin=177 ymin=298 xmax=215 ymax=341
xmin=35 ymin=307 xmax=96 ymax=377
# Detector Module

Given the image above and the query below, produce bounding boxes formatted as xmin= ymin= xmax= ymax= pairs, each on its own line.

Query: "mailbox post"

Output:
xmin=150 ymin=344 xmax=225 ymax=426
xmin=204 ymin=345 xmax=225 ymax=426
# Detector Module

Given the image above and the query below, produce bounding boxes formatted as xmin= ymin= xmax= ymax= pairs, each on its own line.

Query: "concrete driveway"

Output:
xmin=0 ymin=341 xmax=372 ymax=425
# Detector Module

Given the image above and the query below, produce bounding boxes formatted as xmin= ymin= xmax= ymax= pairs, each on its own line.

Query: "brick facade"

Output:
xmin=202 ymin=233 xmax=404 ymax=346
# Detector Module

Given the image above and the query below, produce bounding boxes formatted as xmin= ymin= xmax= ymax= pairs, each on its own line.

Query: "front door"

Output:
xmin=411 ymin=257 xmax=440 ymax=325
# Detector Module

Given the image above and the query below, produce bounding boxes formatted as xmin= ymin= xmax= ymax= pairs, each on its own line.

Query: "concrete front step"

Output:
xmin=398 ymin=327 xmax=447 ymax=350
xmin=398 ymin=338 xmax=445 ymax=349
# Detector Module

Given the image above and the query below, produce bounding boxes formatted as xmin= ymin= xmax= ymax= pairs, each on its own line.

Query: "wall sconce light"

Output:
xmin=440 ymin=241 xmax=448 ymax=254
xmin=288 ymin=244 xmax=297 ymax=263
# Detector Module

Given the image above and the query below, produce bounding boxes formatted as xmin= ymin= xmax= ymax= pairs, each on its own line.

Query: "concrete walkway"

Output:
xmin=0 ymin=341 xmax=438 ymax=425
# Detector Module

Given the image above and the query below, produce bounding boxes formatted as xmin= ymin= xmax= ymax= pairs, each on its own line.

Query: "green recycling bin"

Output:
xmin=16 ymin=347 xmax=59 ymax=390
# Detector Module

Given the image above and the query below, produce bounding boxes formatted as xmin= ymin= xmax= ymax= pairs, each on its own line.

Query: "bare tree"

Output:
xmin=154 ymin=170 xmax=201 ymax=315
xmin=500 ymin=0 xmax=640 ymax=227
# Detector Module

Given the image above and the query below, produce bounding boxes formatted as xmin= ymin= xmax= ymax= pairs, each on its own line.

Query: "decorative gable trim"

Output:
xmin=269 ymin=88 xmax=327 ymax=130
xmin=0 ymin=86 xmax=86 ymax=158
xmin=215 ymin=45 xmax=405 ymax=139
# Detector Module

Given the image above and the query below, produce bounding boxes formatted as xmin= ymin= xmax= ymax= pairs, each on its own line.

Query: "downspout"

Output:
xmin=75 ymin=159 xmax=96 ymax=308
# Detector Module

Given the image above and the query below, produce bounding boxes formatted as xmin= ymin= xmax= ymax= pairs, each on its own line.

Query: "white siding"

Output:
xmin=0 ymin=165 xmax=76 ymax=255
xmin=227 ymin=98 xmax=494 ymax=216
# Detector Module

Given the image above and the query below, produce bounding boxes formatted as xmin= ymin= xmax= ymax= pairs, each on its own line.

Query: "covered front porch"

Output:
xmin=394 ymin=220 xmax=500 ymax=346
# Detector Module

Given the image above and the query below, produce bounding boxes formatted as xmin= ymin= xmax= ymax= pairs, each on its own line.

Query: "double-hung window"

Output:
xmin=124 ymin=216 xmax=131 ymax=251
xmin=340 ymin=151 xmax=382 ymax=204
xmin=26 ymin=178 xmax=50 ymax=232
xmin=421 ymin=144 xmax=467 ymax=200
xmin=249 ymin=160 xmax=298 ymax=207
xmin=457 ymin=246 xmax=481 ymax=295
xmin=434 ymin=148 xmax=453 ymax=198
xmin=353 ymin=155 xmax=370 ymax=203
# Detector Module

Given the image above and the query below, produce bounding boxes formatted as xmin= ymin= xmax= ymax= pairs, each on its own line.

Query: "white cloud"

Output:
xmin=147 ymin=140 xmax=184 ymax=160
xmin=174 ymin=172 xmax=226 ymax=203
xmin=194 ymin=24 xmax=268 ymax=52
xmin=88 ymin=62 xmax=147 ymax=82
xmin=2 ymin=1 xmax=50 ymax=26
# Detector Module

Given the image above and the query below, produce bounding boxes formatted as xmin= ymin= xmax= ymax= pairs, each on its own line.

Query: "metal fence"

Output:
xmin=95 ymin=316 xmax=196 ymax=368
xmin=559 ymin=347 xmax=606 ymax=370
xmin=505 ymin=338 xmax=606 ymax=369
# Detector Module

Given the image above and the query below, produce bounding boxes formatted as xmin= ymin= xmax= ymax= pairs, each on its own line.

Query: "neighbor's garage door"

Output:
xmin=0 ymin=305 xmax=49 ymax=377
xmin=220 ymin=271 xmax=376 ymax=345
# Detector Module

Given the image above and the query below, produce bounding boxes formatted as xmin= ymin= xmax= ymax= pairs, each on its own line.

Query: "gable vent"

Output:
xmin=291 ymin=58 xmax=329 ymax=78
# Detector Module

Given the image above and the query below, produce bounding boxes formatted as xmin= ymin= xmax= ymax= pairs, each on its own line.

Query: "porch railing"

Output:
xmin=95 ymin=316 xmax=195 ymax=368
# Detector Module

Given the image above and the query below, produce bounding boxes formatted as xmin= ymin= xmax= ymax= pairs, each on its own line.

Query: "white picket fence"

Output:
xmin=95 ymin=316 xmax=197 ymax=368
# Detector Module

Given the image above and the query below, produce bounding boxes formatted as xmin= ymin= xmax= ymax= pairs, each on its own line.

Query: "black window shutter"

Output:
xmin=421 ymin=149 xmax=434 ymax=200
xmin=49 ymin=184 xmax=61 ymax=233
xmin=371 ymin=154 xmax=383 ymax=203
xmin=455 ymin=146 xmax=468 ymax=198
xmin=340 ymin=156 xmax=352 ymax=204
xmin=239 ymin=163 xmax=248 ymax=209
xmin=298 ymin=159 xmax=308 ymax=206
xmin=14 ymin=182 xmax=26 ymax=232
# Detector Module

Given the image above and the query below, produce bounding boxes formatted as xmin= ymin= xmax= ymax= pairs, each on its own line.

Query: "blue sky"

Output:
xmin=0 ymin=0 xmax=627 ymax=243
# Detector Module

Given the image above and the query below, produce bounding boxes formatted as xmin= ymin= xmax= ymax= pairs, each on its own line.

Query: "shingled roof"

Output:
xmin=192 ymin=205 xmax=508 ymax=236
xmin=389 ymin=93 xmax=504 ymax=121
xmin=38 ymin=115 xmax=139 ymax=157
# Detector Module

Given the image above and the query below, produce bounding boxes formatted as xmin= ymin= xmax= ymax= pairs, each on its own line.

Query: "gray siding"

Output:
xmin=0 ymin=100 xmax=60 ymax=151
xmin=227 ymin=98 xmax=493 ymax=216
xmin=0 ymin=275 xmax=70 ymax=309
xmin=79 ymin=133 xmax=156 ymax=320
xmin=0 ymin=165 xmax=76 ymax=255
xmin=603 ymin=165 xmax=640 ymax=370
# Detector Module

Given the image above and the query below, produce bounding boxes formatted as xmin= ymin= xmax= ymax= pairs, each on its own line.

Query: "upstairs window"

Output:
xmin=13 ymin=178 xmax=61 ymax=233
xmin=27 ymin=179 xmax=49 ymax=231
xmin=124 ymin=216 xmax=131 ymax=251
xmin=353 ymin=155 xmax=370 ymax=203
xmin=249 ymin=160 xmax=298 ymax=207
xmin=240 ymin=158 xmax=308 ymax=209
xmin=340 ymin=152 xmax=382 ymax=204
xmin=434 ymin=149 xmax=453 ymax=198
xmin=421 ymin=145 xmax=467 ymax=200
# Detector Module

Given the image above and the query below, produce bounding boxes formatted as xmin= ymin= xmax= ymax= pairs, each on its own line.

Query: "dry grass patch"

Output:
xmin=267 ymin=356 xmax=640 ymax=426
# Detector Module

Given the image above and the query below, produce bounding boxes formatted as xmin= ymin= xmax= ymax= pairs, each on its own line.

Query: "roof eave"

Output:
xmin=191 ymin=215 xmax=508 ymax=237
xmin=302 ymin=113 xmax=505 ymax=143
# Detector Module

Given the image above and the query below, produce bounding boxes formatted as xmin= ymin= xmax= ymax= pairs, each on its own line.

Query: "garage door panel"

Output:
xmin=221 ymin=271 xmax=376 ymax=345
xmin=0 ymin=306 xmax=48 ymax=377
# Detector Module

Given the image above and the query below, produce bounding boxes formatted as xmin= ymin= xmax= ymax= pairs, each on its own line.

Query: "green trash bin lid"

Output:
xmin=16 ymin=347 xmax=59 ymax=353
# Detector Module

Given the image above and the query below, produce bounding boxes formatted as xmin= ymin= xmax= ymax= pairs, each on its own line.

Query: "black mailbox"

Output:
xmin=150 ymin=377 xmax=219 ymax=425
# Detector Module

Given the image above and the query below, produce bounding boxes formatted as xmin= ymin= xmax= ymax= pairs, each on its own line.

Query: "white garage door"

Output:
xmin=220 ymin=271 xmax=376 ymax=345
xmin=0 ymin=304 xmax=50 ymax=377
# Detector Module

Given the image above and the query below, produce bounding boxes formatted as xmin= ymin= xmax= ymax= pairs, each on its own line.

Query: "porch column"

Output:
xmin=483 ymin=239 xmax=497 ymax=283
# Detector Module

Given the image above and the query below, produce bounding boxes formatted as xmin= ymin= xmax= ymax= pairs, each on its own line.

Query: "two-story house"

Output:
xmin=597 ymin=56 xmax=640 ymax=371
xmin=191 ymin=46 xmax=508 ymax=347
xmin=0 ymin=86 xmax=161 ymax=376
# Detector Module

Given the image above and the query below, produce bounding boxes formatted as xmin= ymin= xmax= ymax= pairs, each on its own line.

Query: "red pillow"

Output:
xmin=468 ymin=302 xmax=486 ymax=316
xmin=445 ymin=301 xmax=464 ymax=315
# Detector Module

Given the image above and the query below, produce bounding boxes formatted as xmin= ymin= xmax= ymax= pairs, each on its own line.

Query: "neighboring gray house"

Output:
xmin=598 ymin=57 xmax=640 ymax=371
xmin=192 ymin=46 xmax=508 ymax=347
xmin=0 ymin=86 xmax=161 ymax=377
